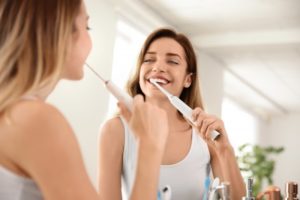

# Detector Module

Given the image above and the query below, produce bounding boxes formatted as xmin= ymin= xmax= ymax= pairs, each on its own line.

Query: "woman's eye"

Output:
xmin=144 ymin=59 xmax=154 ymax=63
xmin=86 ymin=26 xmax=91 ymax=31
xmin=168 ymin=60 xmax=179 ymax=65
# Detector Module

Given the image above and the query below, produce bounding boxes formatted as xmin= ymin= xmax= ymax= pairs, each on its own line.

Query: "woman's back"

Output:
xmin=0 ymin=99 xmax=43 ymax=200
xmin=0 ymin=99 xmax=99 ymax=200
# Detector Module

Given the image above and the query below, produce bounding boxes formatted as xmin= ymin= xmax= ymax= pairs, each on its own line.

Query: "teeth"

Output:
xmin=150 ymin=78 xmax=168 ymax=84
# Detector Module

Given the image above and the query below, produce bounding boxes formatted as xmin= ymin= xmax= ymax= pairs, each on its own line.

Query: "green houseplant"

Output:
xmin=237 ymin=143 xmax=284 ymax=196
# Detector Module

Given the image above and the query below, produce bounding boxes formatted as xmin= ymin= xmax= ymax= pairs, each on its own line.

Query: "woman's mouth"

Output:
xmin=147 ymin=77 xmax=170 ymax=85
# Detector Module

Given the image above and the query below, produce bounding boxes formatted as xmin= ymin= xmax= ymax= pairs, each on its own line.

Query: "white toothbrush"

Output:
xmin=150 ymin=79 xmax=220 ymax=140
xmin=86 ymin=64 xmax=133 ymax=111
xmin=161 ymin=185 xmax=172 ymax=200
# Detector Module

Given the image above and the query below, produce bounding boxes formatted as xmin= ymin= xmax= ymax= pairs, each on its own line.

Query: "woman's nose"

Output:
xmin=151 ymin=62 xmax=166 ymax=72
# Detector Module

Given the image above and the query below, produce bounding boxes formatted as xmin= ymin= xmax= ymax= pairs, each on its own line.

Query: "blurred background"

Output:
xmin=48 ymin=0 xmax=300 ymax=193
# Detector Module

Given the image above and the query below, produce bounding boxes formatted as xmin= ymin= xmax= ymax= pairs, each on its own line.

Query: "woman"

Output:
xmin=99 ymin=28 xmax=246 ymax=199
xmin=0 ymin=1 xmax=169 ymax=200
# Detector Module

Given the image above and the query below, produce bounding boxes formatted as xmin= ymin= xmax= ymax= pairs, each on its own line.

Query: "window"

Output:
xmin=222 ymin=97 xmax=258 ymax=153
xmin=108 ymin=20 xmax=146 ymax=115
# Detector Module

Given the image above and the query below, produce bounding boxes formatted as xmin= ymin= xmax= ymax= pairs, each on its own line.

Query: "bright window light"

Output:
xmin=108 ymin=20 xmax=146 ymax=115
xmin=222 ymin=97 xmax=258 ymax=153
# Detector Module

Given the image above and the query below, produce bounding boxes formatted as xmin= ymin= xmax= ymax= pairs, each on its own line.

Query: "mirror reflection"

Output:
xmin=46 ymin=0 xmax=299 ymax=198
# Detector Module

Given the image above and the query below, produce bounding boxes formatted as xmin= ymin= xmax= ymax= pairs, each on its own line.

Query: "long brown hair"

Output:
xmin=126 ymin=28 xmax=204 ymax=110
xmin=0 ymin=0 xmax=81 ymax=113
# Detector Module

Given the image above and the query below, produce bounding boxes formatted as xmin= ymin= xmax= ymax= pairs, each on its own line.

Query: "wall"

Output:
xmin=259 ymin=114 xmax=300 ymax=192
xmin=198 ymin=52 xmax=224 ymax=117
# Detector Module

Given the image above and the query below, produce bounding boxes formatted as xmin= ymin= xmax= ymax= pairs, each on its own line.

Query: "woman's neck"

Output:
xmin=146 ymin=97 xmax=191 ymax=132
xmin=25 ymin=81 xmax=57 ymax=101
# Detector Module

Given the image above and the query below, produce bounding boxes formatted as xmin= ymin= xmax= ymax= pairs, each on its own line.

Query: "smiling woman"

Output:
xmin=140 ymin=37 xmax=193 ymax=99
xmin=127 ymin=28 xmax=202 ymax=108
xmin=98 ymin=28 xmax=246 ymax=200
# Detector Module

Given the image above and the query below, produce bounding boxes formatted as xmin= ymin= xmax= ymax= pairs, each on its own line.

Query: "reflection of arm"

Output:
xmin=209 ymin=141 xmax=246 ymax=199
xmin=191 ymin=107 xmax=245 ymax=199
xmin=14 ymin=102 xmax=99 ymax=200
xmin=98 ymin=117 xmax=124 ymax=200
xmin=209 ymin=144 xmax=223 ymax=179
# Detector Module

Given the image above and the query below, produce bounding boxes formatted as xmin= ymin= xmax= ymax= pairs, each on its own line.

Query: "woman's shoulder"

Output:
xmin=99 ymin=116 xmax=125 ymax=148
xmin=100 ymin=116 xmax=125 ymax=135
xmin=10 ymin=100 xmax=68 ymax=129
xmin=1 ymin=100 xmax=79 ymax=174
xmin=4 ymin=100 xmax=75 ymax=149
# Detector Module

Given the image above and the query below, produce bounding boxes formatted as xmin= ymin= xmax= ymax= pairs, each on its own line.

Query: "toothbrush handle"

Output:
xmin=169 ymin=96 xmax=220 ymax=140
xmin=210 ymin=131 xmax=220 ymax=140
xmin=106 ymin=81 xmax=133 ymax=111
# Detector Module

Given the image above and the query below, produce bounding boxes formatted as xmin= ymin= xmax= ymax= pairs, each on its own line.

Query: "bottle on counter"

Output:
xmin=256 ymin=185 xmax=281 ymax=200
xmin=284 ymin=181 xmax=298 ymax=200
xmin=242 ymin=177 xmax=255 ymax=200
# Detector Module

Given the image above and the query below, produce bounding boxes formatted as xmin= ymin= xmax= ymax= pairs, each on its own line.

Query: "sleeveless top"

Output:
xmin=0 ymin=166 xmax=43 ymax=200
xmin=120 ymin=117 xmax=211 ymax=200
xmin=0 ymin=95 xmax=43 ymax=200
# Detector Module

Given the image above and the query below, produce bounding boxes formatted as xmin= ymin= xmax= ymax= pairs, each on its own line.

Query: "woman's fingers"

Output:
xmin=204 ymin=120 xmax=219 ymax=140
xmin=200 ymin=117 xmax=217 ymax=140
xmin=192 ymin=107 xmax=224 ymax=141
xmin=192 ymin=107 xmax=203 ymax=122
xmin=119 ymin=95 xmax=144 ymax=129
xmin=119 ymin=94 xmax=169 ymax=150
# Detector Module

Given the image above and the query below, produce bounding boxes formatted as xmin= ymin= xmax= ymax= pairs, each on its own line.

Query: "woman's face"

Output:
xmin=139 ymin=37 xmax=192 ymax=100
xmin=63 ymin=2 xmax=92 ymax=80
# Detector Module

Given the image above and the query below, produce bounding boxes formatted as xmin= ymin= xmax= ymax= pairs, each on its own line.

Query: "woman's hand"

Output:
xmin=192 ymin=107 xmax=246 ymax=199
xmin=118 ymin=95 xmax=169 ymax=152
xmin=118 ymin=95 xmax=169 ymax=200
xmin=191 ymin=107 xmax=231 ymax=151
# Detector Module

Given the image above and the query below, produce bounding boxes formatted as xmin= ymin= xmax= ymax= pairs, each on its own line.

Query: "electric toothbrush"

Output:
xmin=203 ymin=164 xmax=211 ymax=200
xmin=161 ymin=185 xmax=172 ymax=200
xmin=150 ymin=78 xmax=220 ymax=140
xmin=86 ymin=64 xmax=133 ymax=111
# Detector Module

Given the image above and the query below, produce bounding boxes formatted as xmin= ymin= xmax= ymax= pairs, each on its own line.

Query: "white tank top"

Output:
xmin=120 ymin=117 xmax=211 ymax=200
xmin=0 ymin=166 xmax=43 ymax=200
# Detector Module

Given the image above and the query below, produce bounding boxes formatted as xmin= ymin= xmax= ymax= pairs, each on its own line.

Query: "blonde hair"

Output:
xmin=126 ymin=28 xmax=204 ymax=110
xmin=0 ymin=0 xmax=81 ymax=114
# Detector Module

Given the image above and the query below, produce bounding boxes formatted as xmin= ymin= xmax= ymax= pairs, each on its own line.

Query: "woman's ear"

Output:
xmin=184 ymin=73 xmax=193 ymax=88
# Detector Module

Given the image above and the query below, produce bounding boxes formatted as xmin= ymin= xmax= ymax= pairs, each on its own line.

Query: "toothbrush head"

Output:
xmin=149 ymin=78 xmax=172 ymax=98
xmin=149 ymin=78 xmax=159 ymax=85
xmin=162 ymin=185 xmax=171 ymax=193
xmin=161 ymin=185 xmax=172 ymax=200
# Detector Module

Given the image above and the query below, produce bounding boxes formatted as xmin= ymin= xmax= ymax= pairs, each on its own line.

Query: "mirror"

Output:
xmin=49 ymin=0 xmax=300 ymax=192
